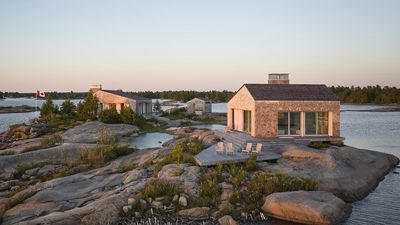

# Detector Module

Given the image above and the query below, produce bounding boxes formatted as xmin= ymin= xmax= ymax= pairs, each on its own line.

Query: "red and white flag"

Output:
xmin=36 ymin=90 xmax=46 ymax=98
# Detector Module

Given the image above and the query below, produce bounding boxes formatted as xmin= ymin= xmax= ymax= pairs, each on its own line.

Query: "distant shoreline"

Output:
xmin=0 ymin=105 xmax=37 ymax=114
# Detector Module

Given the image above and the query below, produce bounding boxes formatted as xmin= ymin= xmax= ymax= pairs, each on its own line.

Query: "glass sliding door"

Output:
xmin=290 ymin=112 xmax=301 ymax=135
xmin=305 ymin=112 xmax=317 ymax=135
xmin=305 ymin=112 xmax=329 ymax=135
xmin=317 ymin=112 xmax=329 ymax=135
xmin=278 ymin=112 xmax=289 ymax=135
xmin=243 ymin=110 xmax=252 ymax=133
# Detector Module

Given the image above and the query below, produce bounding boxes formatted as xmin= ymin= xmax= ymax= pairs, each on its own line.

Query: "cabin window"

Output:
xmin=278 ymin=112 xmax=301 ymax=135
xmin=305 ymin=112 xmax=329 ymax=135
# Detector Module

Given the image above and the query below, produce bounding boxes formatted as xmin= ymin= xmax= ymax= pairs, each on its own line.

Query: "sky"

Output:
xmin=0 ymin=0 xmax=399 ymax=92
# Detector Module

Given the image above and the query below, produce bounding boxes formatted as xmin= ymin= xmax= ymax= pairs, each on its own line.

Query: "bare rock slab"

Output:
xmin=262 ymin=191 xmax=352 ymax=225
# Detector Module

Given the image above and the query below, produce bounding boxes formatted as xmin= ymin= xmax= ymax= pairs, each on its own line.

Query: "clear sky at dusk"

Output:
xmin=0 ymin=0 xmax=399 ymax=92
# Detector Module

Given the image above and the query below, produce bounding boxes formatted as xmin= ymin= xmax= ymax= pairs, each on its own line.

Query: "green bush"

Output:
xmin=77 ymin=92 xmax=98 ymax=121
xmin=80 ymin=128 xmax=136 ymax=167
xmin=230 ymin=167 xmax=247 ymax=189
xmin=245 ymin=155 xmax=259 ymax=171
xmin=99 ymin=107 xmax=122 ymax=124
xmin=198 ymin=171 xmax=222 ymax=207
xmin=40 ymin=134 xmax=63 ymax=148
xmin=154 ymin=147 xmax=196 ymax=174
xmin=243 ymin=172 xmax=319 ymax=211
xmin=308 ymin=141 xmax=330 ymax=149
xmin=40 ymin=96 xmax=57 ymax=121
xmin=143 ymin=179 xmax=180 ymax=199
xmin=60 ymin=99 xmax=76 ymax=120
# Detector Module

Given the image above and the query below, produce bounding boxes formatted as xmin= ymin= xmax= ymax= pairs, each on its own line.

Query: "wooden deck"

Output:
xmin=194 ymin=145 xmax=281 ymax=166
xmin=194 ymin=130 xmax=344 ymax=166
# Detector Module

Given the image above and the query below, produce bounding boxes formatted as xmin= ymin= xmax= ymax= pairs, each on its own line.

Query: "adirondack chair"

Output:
xmin=226 ymin=143 xmax=234 ymax=155
xmin=252 ymin=143 xmax=263 ymax=154
xmin=242 ymin=143 xmax=252 ymax=153
xmin=216 ymin=142 xmax=224 ymax=154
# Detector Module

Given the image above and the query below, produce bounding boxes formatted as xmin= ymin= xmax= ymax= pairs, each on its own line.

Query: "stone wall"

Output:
xmin=254 ymin=100 xmax=340 ymax=138
xmin=227 ymin=86 xmax=256 ymax=136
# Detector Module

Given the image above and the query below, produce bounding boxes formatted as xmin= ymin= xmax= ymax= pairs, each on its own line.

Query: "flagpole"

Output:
xmin=35 ymin=91 xmax=37 ymax=113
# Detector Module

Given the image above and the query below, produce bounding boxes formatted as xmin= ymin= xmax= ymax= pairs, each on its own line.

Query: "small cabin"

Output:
xmin=227 ymin=74 xmax=341 ymax=138
xmin=90 ymin=85 xmax=152 ymax=115
xmin=187 ymin=98 xmax=212 ymax=115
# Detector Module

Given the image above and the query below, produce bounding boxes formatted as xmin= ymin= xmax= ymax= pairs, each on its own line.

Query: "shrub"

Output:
xmin=60 ymin=99 xmax=76 ymax=120
xmin=115 ymin=164 xmax=138 ymax=173
xmin=154 ymin=147 xmax=195 ymax=174
xmin=198 ymin=171 xmax=222 ymax=207
xmin=242 ymin=172 xmax=319 ymax=211
xmin=245 ymin=155 xmax=259 ymax=171
xmin=120 ymin=106 xmax=135 ymax=124
xmin=40 ymin=134 xmax=63 ymax=148
xmin=99 ymin=107 xmax=122 ymax=124
xmin=40 ymin=96 xmax=57 ymax=121
xmin=80 ymin=128 xmax=136 ymax=167
xmin=230 ymin=167 xmax=247 ymax=189
xmin=308 ymin=141 xmax=330 ymax=149
xmin=143 ymin=179 xmax=180 ymax=199
xmin=77 ymin=92 xmax=98 ymax=121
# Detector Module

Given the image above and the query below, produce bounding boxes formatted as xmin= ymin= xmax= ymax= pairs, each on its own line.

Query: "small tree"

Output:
xmin=60 ymin=99 xmax=76 ymax=120
xmin=153 ymin=100 xmax=162 ymax=113
xmin=77 ymin=92 xmax=99 ymax=121
xmin=120 ymin=106 xmax=135 ymax=124
xmin=99 ymin=107 xmax=122 ymax=124
xmin=40 ymin=96 xmax=57 ymax=121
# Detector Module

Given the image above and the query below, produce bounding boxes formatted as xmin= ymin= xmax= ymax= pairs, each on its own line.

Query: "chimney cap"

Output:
xmin=268 ymin=73 xmax=290 ymax=84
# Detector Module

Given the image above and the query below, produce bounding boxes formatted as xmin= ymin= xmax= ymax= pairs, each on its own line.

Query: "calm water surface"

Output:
xmin=0 ymin=99 xmax=399 ymax=224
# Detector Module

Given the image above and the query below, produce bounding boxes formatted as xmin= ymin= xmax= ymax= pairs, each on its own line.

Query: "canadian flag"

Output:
xmin=36 ymin=90 xmax=46 ymax=98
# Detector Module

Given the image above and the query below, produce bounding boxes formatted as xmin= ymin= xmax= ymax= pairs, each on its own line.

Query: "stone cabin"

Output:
xmin=227 ymin=74 xmax=340 ymax=138
xmin=90 ymin=85 xmax=152 ymax=115
xmin=187 ymin=98 xmax=212 ymax=115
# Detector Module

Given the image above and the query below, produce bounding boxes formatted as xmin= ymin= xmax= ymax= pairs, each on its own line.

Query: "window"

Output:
xmin=278 ymin=112 xmax=300 ymax=135
xmin=278 ymin=112 xmax=289 ymax=135
xmin=305 ymin=112 xmax=317 ymax=135
xmin=244 ymin=110 xmax=252 ymax=133
xmin=305 ymin=112 xmax=329 ymax=135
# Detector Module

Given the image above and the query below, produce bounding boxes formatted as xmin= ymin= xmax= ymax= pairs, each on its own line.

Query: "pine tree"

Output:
xmin=77 ymin=92 xmax=99 ymax=121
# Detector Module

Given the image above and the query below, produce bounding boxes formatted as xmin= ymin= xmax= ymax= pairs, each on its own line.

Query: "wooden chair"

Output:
xmin=226 ymin=143 xmax=234 ymax=155
xmin=242 ymin=143 xmax=252 ymax=153
xmin=252 ymin=143 xmax=263 ymax=154
xmin=216 ymin=142 xmax=224 ymax=154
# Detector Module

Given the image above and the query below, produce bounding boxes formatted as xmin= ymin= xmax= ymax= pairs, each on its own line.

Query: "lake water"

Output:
xmin=121 ymin=132 xmax=174 ymax=149
xmin=0 ymin=99 xmax=399 ymax=224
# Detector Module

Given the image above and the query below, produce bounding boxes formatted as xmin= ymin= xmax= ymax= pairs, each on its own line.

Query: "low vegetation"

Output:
xmin=308 ymin=141 xmax=330 ymax=149
xmin=130 ymin=179 xmax=180 ymax=213
xmin=153 ymin=139 xmax=204 ymax=174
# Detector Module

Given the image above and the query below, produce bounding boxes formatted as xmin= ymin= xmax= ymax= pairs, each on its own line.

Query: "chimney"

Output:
xmin=90 ymin=84 xmax=102 ymax=93
xmin=268 ymin=73 xmax=289 ymax=84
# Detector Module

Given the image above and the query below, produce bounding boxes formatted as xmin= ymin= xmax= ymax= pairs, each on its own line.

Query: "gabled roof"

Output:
xmin=101 ymin=90 xmax=151 ymax=101
xmin=187 ymin=98 xmax=212 ymax=103
xmin=243 ymin=84 xmax=339 ymax=101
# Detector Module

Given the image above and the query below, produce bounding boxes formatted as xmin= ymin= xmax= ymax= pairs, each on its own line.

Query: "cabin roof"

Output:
xmin=102 ymin=90 xmax=151 ymax=101
xmin=243 ymin=84 xmax=339 ymax=101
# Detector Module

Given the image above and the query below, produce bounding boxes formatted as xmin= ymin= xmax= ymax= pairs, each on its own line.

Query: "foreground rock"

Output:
xmin=262 ymin=191 xmax=352 ymax=225
xmin=177 ymin=207 xmax=210 ymax=220
xmin=218 ymin=215 xmax=238 ymax=225
xmin=61 ymin=121 xmax=139 ymax=144
xmin=157 ymin=164 xmax=201 ymax=196
xmin=266 ymin=144 xmax=399 ymax=202
xmin=0 ymin=149 xmax=159 ymax=225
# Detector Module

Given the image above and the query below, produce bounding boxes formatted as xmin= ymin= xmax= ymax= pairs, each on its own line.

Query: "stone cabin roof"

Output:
xmin=187 ymin=98 xmax=212 ymax=103
xmin=243 ymin=84 xmax=339 ymax=101
xmin=101 ymin=90 xmax=151 ymax=101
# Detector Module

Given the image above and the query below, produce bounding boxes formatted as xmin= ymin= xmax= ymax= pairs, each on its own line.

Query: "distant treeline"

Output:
xmin=1 ymin=85 xmax=399 ymax=104
xmin=0 ymin=91 xmax=87 ymax=100
xmin=133 ymin=90 xmax=235 ymax=102
xmin=330 ymin=85 xmax=400 ymax=104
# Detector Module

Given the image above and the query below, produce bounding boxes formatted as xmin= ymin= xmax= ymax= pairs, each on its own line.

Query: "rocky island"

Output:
xmin=0 ymin=115 xmax=398 ymax=225
xmin=0 ymin=106 xmax=37 ymax=114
